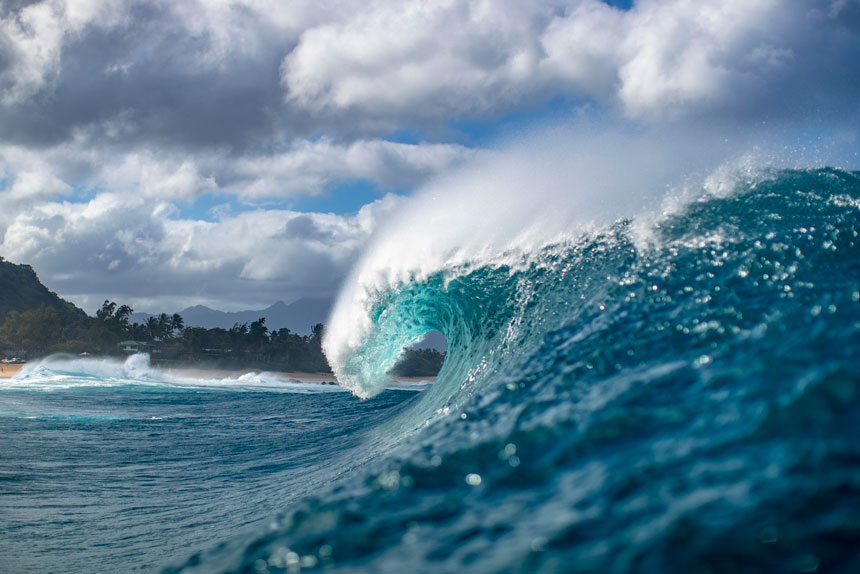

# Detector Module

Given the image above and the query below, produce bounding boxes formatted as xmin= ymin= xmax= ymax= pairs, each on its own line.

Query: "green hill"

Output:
xmin=0 ymin=256 xmax=87 ymax=326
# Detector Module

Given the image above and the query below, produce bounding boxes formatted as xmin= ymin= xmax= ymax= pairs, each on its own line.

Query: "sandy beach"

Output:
xmin=0 ymin=363 xmax=24 ymax=379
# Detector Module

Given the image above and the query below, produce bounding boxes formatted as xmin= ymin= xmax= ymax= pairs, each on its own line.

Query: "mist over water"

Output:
xmin=324 ymin=123 xmax=856 ymax=397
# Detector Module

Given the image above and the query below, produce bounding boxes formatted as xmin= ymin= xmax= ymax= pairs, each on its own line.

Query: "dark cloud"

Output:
xmin=0 ymin=3 xmax=295 ymax=152
xmin=283 ymin=215 xmax=333 ymax=242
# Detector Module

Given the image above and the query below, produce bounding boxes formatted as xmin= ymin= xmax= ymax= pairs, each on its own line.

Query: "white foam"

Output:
xmin=322 ymin=123 xmax=809 ymax=397
xmin=4 ymin=354 xmax=346 ymax=394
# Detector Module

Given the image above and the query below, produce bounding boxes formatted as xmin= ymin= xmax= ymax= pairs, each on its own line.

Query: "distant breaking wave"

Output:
xmin=5 ymin=354 xmax=353 ymax=394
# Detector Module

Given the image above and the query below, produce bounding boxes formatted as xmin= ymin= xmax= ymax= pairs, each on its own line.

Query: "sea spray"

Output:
xmin=4 ymin=353 xmax=354 ymax=393
xmin=324 ymin=129 xmax=778 ymax=398
xmin=186 ymin=166 xmax=860 ymax=573
xmin=3 ymin=167 xmax=858 ymax=573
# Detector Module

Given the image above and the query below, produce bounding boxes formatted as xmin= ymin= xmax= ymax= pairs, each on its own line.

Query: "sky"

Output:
xmin=0 ymin=0 xmax=858 ymax=314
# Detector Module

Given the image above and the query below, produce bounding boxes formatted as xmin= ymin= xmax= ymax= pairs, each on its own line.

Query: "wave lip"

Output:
xmin=323 ymin=137 xmax=779 ymax=399
xmin=178 ymin=166 xmax=860 ymax=574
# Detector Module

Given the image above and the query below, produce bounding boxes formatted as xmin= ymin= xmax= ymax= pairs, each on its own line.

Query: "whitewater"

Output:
xmin=2 ymin=133 xmax=859 ymax=572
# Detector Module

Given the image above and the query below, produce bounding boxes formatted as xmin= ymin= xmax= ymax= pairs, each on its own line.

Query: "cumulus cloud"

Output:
xmin=0 ymin=190 xmax=403 ymax=312
xmin=283 ymin=0 xmax=860 ymax=123
xmin=1 ymin=0 xmax=856 ymax=158
xmin=0 ymin=0 xmax=857 ymax=313
xmin=228 ymin=139 xmax=476 ymax=198
xmin=3 ymin=0 xmax=855 ymax=153
xmin=0 ymin=137 xmax=471 ymax=213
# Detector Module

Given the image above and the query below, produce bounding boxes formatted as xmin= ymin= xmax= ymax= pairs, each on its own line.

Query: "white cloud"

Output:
xmin=2 ymin=0 xmax=857 ymax=135
xmin=0 ymin=190 xmax=403 ymax=312
xmin=283 ymin=0 xmax=557 ymax=126
xmin=282 ymin=0 xmax=860 ymax=123
xmin=1 ymin=0 xmax=858 ymax=317
xmin=0 ymin=136 xmax=469 ymax=212
xmin=98 ymin=153 xmax=217 ymax=201
xmin=0 ymin=0 xmax=129 ymax=102
xmin=2 ymin=170 xmax=71 ymax=201
xmin=230 ymin=139 xmax=475 ymax=198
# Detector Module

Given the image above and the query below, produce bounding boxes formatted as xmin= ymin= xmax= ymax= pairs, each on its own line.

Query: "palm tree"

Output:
xmin=146 ymin=316 xmax=160 ymax=341
xmin=158 ymin=313 xmax=171 ymax=340
xmin=171 ymin=313 xmax=185 ymax=337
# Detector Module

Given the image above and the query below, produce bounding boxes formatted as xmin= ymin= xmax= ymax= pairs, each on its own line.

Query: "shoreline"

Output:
xmin=163 ymin=366 xmax=435 ymax=385
xmin=0 ymin=363 xmax=24 ymax=379
xmin=162 ymin=367 xmax=336 ymax=383
xmin=0 ymin=362 xmax=435 ymax=385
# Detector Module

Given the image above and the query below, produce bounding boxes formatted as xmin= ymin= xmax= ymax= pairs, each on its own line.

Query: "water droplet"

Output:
xmin=378 ymin=470 xmax=400 ymax=490
xmin=465 ymin=473 xmax=482 ymax=486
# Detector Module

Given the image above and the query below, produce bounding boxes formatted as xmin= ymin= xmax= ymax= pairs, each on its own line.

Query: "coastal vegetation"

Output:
xmin=0 ymin=257 xmax=444 ymax=376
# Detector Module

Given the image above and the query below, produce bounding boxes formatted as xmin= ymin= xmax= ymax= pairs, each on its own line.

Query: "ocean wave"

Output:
xmin=3 ymin=354 xmax=347 ymax=394
xmin=197 ymin=166 xmax=860 ymax=573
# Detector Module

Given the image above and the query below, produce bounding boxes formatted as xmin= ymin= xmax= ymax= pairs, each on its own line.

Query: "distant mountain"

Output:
xmin=131 ymin=298 xmax=333 ymax=335
xmin=0 ymin=256 xmax=88 ymax=326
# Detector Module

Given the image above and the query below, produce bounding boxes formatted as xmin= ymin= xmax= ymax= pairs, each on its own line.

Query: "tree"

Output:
xmin=390 ymin=348 xmax=445 ymax=377
xmin=96 ymin=300 xmax=117 ymax=322
xmin=248 ymin=317 xmax=268 ymax=349
xmin=0 ymin=307 xmax=62 ymax=356
xmin=96 ymin=300 xmax=132 ymax=333
xmin=171 ymin=313 xmax=185 ymax=337
xmin=93 ymin=300 xmax=134 ymax=350
xmin=158 ymin=313 xmax=171 ymax=340
xmin=146 ymin=316 xmax=160 ymax=341
xmin=229 ymin=322 xmax=249 ymax=353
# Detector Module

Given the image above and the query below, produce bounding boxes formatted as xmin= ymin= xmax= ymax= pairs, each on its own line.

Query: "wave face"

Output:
xmin=178 ymin=168 xmax=860 ymax=573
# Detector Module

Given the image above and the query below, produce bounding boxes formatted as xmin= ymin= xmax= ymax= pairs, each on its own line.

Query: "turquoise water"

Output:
xmin=2 ymin=168 xmax=860 ymax=572
xmin=0 ymin=365 xmax=421 ymax=572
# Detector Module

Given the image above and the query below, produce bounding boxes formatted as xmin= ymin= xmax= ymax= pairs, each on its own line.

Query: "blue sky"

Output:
xmin=0 ymin=0 xmax=857 ymax=313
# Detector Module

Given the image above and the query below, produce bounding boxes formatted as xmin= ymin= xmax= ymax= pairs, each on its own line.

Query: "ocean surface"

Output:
xmin=2 ymin=167 xmax=860 ymax=573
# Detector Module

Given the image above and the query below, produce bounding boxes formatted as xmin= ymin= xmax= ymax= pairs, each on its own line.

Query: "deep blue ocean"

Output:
xmin=2 ymin=168 xmax=860 ymax=573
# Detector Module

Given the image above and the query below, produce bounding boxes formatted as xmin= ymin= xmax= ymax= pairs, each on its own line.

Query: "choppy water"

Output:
xmin=2 ymin=168 xmax=860 ymax=573
xmin=0 ymin=360 xmax=423 ymax=572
